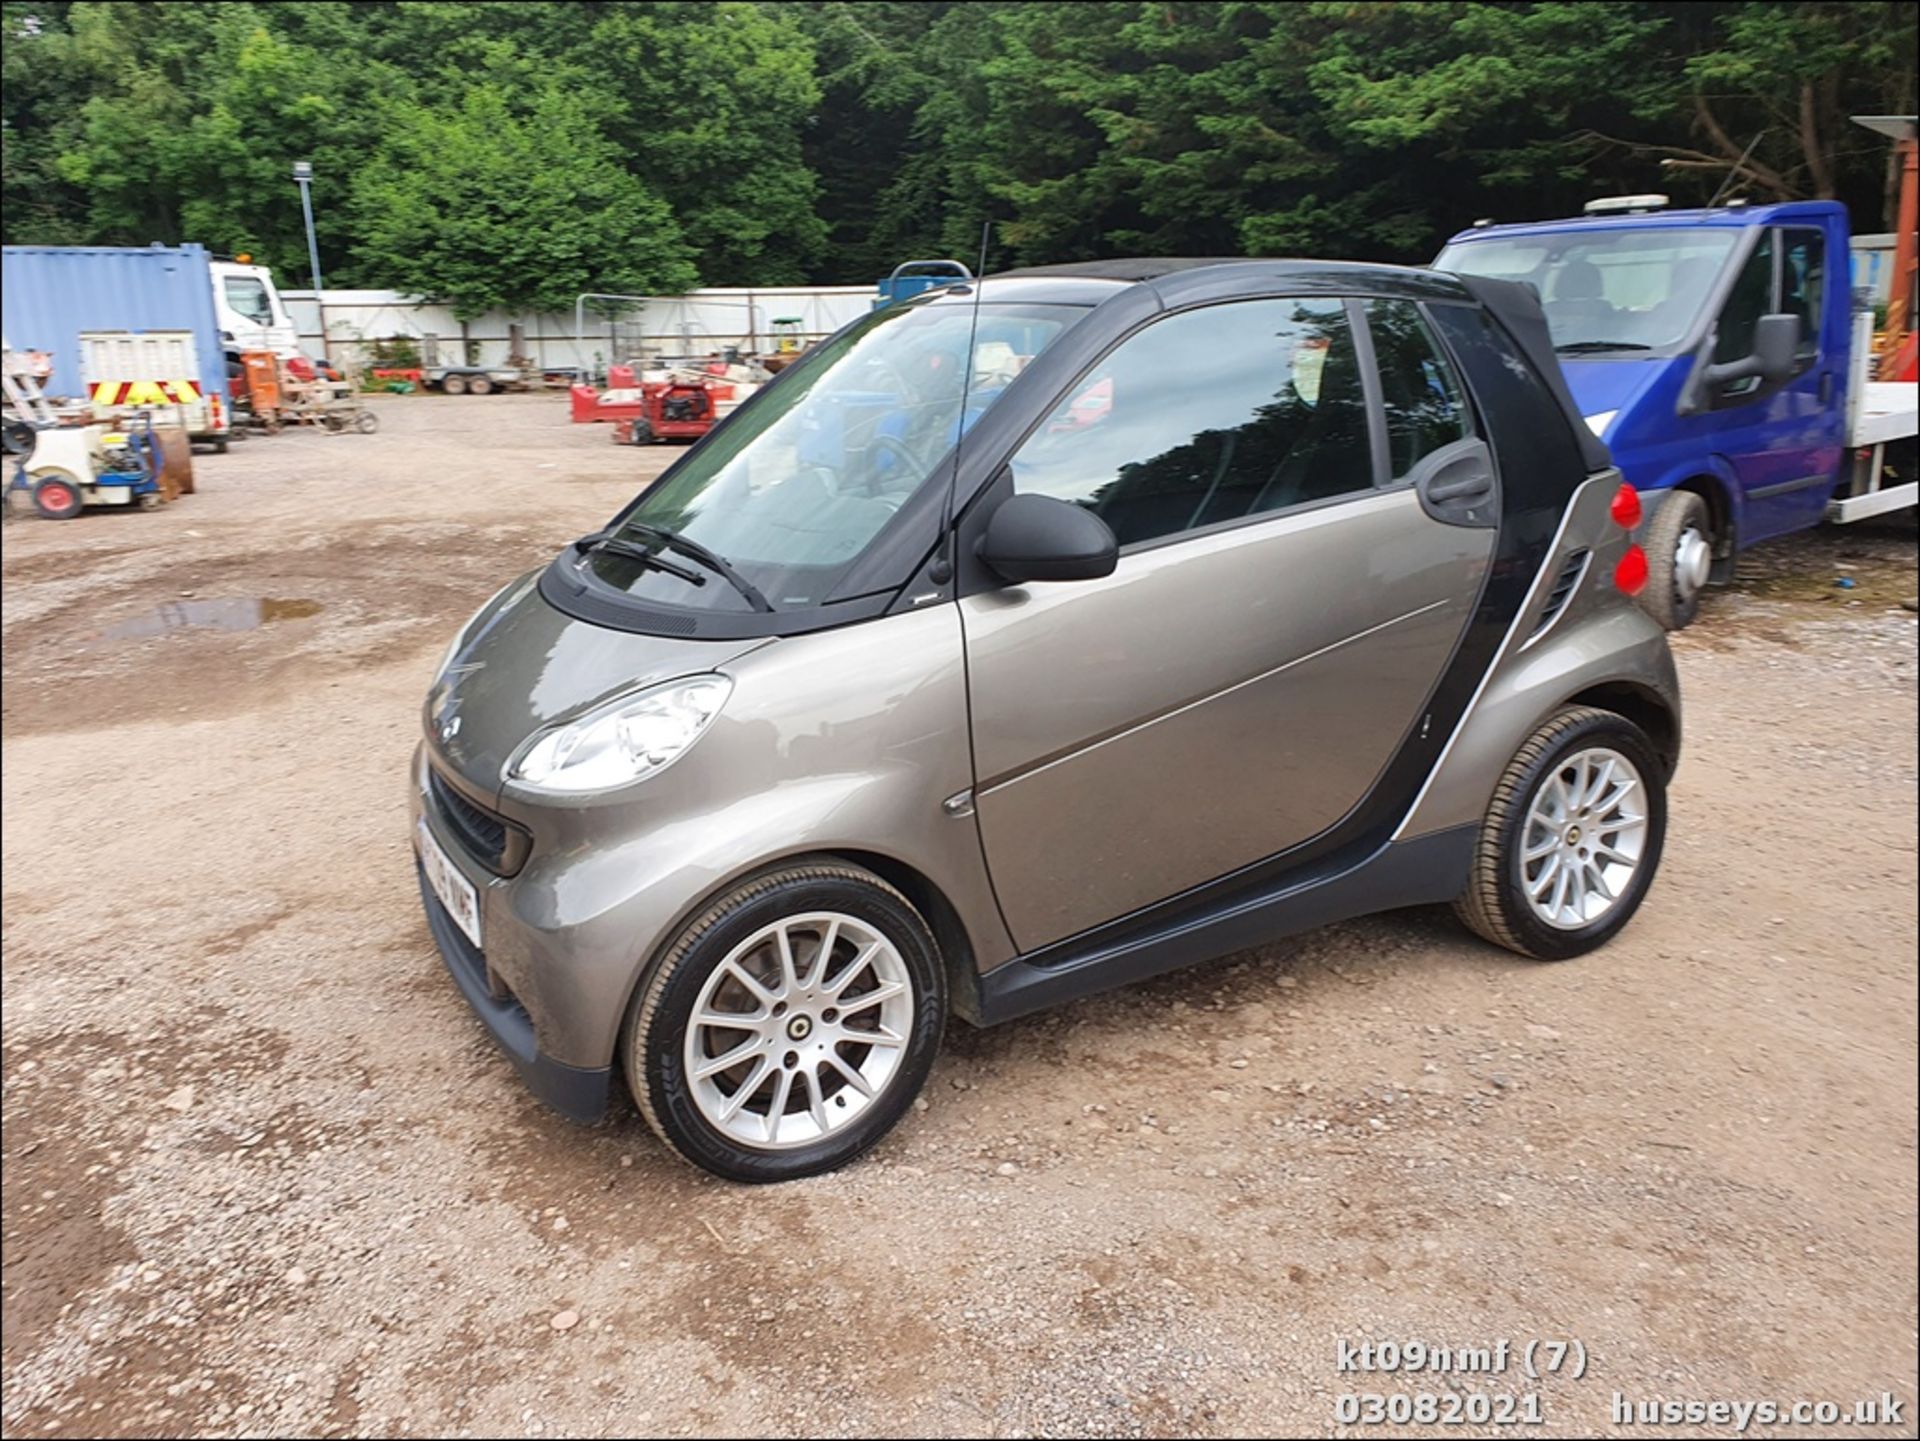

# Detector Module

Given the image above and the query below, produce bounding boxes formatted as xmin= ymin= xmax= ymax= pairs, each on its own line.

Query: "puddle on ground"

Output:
xmin=99 ymin=597 xmax=323 ymax=641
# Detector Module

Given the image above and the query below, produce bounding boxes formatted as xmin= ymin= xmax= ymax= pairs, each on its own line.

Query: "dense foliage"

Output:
xmin=3 ymin=1 xmax=1913 ymax=312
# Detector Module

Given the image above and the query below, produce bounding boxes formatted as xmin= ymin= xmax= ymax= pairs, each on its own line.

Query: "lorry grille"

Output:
xmin=428 ymin=767 xmax=527 ymax=875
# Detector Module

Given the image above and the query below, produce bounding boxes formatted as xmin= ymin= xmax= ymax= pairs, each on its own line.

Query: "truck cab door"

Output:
xmin=1700 ymin=225 xmax=1847 ymax=543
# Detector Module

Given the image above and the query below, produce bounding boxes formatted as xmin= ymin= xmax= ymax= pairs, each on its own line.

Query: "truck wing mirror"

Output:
xmin=1750 ymin=312 xmax=1801 ymax=383
xmin=1702 ymin=311 xmax=1801 ymax=390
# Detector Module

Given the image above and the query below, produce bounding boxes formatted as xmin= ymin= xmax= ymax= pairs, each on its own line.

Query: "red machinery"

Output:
xmin=570 ymin=364 xmax=742 ymax=444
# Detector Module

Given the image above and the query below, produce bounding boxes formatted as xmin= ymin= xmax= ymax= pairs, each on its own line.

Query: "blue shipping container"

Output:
xmin=2 ymin=243 xmax=225 ymax=401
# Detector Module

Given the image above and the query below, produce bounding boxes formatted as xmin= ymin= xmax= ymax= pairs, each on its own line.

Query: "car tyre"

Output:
xmin=441 ymin=373 xmax=468 ymax=396
xmin=1640 ymin=490 xmax=1711 ymax=630
xmin=468 ymin=375 xmax=495 ymax=396
xmin=1453 ymin=706 xmax=1667 ymax=961
xmin=624 ymin=858 xmax=945 ymax=1182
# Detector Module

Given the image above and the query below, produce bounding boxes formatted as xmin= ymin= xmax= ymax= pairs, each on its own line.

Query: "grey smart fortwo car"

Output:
xmin=412 ymin=259 xmax=1680 ymax=1182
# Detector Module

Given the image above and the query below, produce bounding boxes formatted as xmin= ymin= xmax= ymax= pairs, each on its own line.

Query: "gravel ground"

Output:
xmin=3 ymin=394 xmax=1915 ymax=1438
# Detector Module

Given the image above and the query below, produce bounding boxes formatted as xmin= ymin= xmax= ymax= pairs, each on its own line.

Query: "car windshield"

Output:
xmin=590 ymin=301 xmax=1079 ymax=611
xmin=1436 ymin=228 xmax=1740 ymax=352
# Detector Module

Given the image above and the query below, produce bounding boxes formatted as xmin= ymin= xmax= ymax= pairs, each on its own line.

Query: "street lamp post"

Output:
xmin=292 ymin=160 xmax=331 ymax=364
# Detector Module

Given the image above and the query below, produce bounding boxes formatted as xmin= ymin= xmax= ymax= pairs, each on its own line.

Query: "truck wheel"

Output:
xmin=1640 ymin=491 xmax=1712 ymax=630
xmin=31 ymin=473 xmax=84 ymax=520
xmin=441 ymin=373 xmax=468 ymax=396
xmin=624 ymin=859 xmax=946 ymax=1182
xmin=355 ymin=411 xmax=380 ymax=434
xmin=467 ymin=375 xmax=495 ymax=396
xmin=1453 ymin=706 xmax=1667 ymax=962
xmin=214 ymin=437 xmax=229 ymax=455
xmin=630 ymin=417 xmax=655 ymax=446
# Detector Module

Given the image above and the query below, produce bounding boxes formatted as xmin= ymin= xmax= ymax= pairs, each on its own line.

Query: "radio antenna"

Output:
xmin=934 ymin=220 xmax=993 ymax=583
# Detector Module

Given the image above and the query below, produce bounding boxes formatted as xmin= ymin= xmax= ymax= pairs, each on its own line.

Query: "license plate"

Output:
xmin=417 ymin=817 xmax=482 ymax=949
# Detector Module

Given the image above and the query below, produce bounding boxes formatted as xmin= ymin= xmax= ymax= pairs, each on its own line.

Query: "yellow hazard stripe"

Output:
xmin=88 ymin=379 xmax=202 ymax=405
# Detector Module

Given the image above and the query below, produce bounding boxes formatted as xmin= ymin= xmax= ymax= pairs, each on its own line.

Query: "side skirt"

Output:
xmin=972 ymin=826 xmax=1477 ymax=1027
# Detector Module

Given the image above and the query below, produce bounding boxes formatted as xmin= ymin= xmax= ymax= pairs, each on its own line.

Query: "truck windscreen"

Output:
xmin=1436 ymin=229 xmax=1739 ymax=354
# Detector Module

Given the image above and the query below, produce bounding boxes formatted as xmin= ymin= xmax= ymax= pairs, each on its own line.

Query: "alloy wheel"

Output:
xmin=1519 ymin=746 xmax=1649 ymax=930
xmin=684 ymin=912 xmax=914 ymax=1149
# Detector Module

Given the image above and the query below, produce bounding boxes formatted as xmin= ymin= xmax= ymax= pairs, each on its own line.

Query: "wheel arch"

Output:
xmin=1395 ymin=602 xmax=1681 ymax=841
xmin=1646 ymin=464 xmax=1740 ymax=568
xmin=1670 ymin=474 xmax=1735 ymax=563
xmin=821 ymin=849 xmax=983 ymax=1027
xmin=1564 ymin=680 xmax=1681 ymax=778
xmin=610 ymin=845 xmax=986 ymax=1074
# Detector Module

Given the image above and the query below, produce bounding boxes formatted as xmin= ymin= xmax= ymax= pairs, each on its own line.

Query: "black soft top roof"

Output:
xmin=1452 ymin=272 xmax=1611 ymax=472
xmin=975 ymin=257 xmax=1610 ymax=474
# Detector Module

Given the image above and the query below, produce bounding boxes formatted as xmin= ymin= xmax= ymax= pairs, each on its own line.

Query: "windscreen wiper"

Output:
xmin=572 ymin=530 xmax=706 ymax=587
xmin=625 ymin=523 xmax=775 ymax=613
xmin=1553 ymin=340 xmax=1654 ymax=354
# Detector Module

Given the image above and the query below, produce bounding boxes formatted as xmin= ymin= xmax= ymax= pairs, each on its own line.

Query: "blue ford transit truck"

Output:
xmin=1438 ymin=195 xmax=1915 ymax=628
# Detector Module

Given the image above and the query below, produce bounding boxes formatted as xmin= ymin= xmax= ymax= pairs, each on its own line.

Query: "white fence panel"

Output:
xmin=283 ymin=287 xmax=875 ymax=374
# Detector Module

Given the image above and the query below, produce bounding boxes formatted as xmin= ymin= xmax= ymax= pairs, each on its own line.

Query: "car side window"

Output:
xmin=1778 ymin=227 xmax=1824 ymax=361
xmin=1712 ymin=231 xmax=1772 ymax=367
xmin=1364 ymin=300 xmax=1472 ymax=478
xmin=1008 ymin=298 xmax=1374 ymax=548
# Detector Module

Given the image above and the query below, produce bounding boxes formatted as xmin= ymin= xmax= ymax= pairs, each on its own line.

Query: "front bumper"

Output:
xmin=410 ymin=745 xmax=611 ymax=1123
xmin=414 ymin=865 xmax=611 ymax=1122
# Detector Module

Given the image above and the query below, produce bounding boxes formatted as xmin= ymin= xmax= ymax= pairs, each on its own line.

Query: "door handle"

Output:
xmin=1426 ymin=471 xmax=1493 ymax=503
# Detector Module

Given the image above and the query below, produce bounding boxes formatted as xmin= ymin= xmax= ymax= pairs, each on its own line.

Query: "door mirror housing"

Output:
xmin=978 ymin=493 xmax=1118 ymax=585
xmin=1702 ymin=311 xmax=1801 ymax=389
xmin=1750 ymin=312 xmax=1801 ymax=382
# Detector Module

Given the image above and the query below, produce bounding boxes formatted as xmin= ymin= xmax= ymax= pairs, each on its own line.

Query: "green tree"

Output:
xmin=37 ymin=2 xmax=393 ymax=274
xmin=5 ymin=0 xmax=1917 ymax=284
xmin=583 ymin=1 xmax=826 ymax=285
xmin=1600 ymin=2 xmax=1917 ymax=220
xmin=796 ymin=1 xmax=967 ymax=281
xmin=2 ymin=0 xmax=92 ymax=243
xmin=349 ymin=79 xmax=696 ymax=318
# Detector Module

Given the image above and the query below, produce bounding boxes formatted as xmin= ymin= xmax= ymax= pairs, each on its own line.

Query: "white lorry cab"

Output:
xmin=210 ymin=257 xmax=300 ymax=357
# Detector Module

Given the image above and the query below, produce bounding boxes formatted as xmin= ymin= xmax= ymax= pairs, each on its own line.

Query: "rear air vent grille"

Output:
xmin=1527 ymin=549 xmax=1590 ymax=643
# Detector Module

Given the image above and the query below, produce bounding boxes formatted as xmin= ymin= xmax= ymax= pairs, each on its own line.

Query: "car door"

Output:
xmin=959 ymin=295 xmax=1497 ymax=952
xmin=1697 ymin=226 xmax=1846 ymax=543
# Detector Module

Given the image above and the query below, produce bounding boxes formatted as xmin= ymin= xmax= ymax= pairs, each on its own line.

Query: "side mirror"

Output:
xmin=1702 ymin=311 xmax=1801 ymax=389
xmin=1751 ymin=312 xmax=1800 ymax=383
xmin=978 ymin=493 xmax=1117 ymax=585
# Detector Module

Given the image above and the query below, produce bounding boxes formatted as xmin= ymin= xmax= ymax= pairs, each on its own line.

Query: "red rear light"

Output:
xmin=1610 ymin=483 xmax=1642 ymax=529
xmin=1614 ymin=544 xmax=1649 ymax=596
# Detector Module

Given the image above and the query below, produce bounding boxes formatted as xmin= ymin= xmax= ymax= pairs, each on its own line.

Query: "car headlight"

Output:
xmin=508 ymin=676 xmax=732 ymax=793
xmin=1583 ymin=410 xmax=1617 ymax=438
